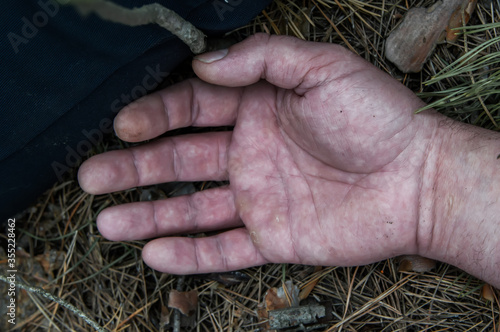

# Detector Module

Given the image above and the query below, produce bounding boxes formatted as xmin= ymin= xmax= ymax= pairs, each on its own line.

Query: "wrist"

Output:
xmin=414 ymin=112 xmax=444 ymax=256
xmin=419 ymin=117 xmax=500 ymax=287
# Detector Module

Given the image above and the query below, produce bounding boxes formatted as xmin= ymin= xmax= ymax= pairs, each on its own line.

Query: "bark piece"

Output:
xmin=268 ymin=304 xmax=326 ymax=330
xmin=385 ymin=0 xmax=477 ymax=73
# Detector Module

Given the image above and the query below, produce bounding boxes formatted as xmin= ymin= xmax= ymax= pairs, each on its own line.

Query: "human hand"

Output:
xmin=78 ymin=34 xmax=442 ymax=274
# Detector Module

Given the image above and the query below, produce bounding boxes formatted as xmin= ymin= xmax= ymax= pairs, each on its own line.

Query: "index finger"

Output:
xmin=114 ymin=78 xmax=242 ymax=142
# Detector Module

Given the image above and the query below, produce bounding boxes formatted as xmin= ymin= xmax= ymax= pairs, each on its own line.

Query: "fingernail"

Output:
xmin=194 ymin=48 xmax=228 ymax=64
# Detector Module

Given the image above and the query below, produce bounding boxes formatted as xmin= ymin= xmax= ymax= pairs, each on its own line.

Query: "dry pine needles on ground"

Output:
xmin=1 ymin=0 xmax=499 ymax=331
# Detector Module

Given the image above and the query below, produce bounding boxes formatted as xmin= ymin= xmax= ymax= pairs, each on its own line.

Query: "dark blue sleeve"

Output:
xmin=0 ymin=0 xmax=272 ymax=221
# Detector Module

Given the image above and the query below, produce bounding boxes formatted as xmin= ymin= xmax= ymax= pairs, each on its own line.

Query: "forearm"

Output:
xmin=420 ymin=116 xmax=500 ymax=288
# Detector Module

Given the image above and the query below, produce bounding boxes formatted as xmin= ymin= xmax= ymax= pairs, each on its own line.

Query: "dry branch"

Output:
xmin=0 ymin=274 xmax=106 ymax=332
xmin=58 ymin=0 xmax=206 ymax=53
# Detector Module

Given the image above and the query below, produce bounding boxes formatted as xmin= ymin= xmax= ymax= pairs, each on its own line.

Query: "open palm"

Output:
xmin=78 ymin=34 xmax=439 ymax=274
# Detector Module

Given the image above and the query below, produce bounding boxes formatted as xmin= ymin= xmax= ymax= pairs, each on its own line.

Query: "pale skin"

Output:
xmin=78 ymin=34 xmax=500 ymax=288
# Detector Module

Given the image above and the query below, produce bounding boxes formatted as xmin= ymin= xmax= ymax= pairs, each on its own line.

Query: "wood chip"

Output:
xmin=268 ymin=304 xmax=326 ymax=329
xmin=385 ymin=0 xmax=477 ymax=73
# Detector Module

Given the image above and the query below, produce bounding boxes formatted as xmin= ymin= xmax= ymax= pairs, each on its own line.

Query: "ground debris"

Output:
xmin=198 ymin=271 xmax=251 ymax=287
xmin=167 ymin=289 xmax=198 ymax=316
xmin=385 ymin=0 xmax=477 ymax=72
xmin=10 ymin=1 xmax=500 ymax=331
xmin=257 ymin=278 xmax=334 ymax=331
xmin=396 ymin=255 xmax=436 ymax=272
xmin=268 ymin=304 xmax=326 ymax=330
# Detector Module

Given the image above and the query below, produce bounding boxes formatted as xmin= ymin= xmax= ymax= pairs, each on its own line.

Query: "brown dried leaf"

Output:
xmin=265 ymin=280 xmax=300 ymax=311
xmin=265 ymin=287 xmax=289 ymax=312
xmin=168 ymin=290 xmax=198 ymax=316
xmin=446 ymin=0 xmax=477 ymax=42
xmin=397 ymin=255 xmax=436 ymax=272
xmin=160 ymin=305 xmax=170 ymax=326
xmin=481 ymin=284 xmax=495 ymax=302
xmin=35 ymin=249 xmax=65 ymax=275
xmin=299 ymin=266 xmax=323 ymax=300
xmin=256 ymin=305 xmax=269 ymax=322
xmin=258 ymin=280 xmax=301 ymax=330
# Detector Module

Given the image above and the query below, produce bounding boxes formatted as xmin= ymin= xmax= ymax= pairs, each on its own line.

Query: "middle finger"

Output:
xmin=78 ymin=131 xmax=231 ymax=194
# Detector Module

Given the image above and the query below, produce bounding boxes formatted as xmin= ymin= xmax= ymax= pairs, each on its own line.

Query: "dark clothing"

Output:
xmin=0 ymin=0 xmax=271 ymax=221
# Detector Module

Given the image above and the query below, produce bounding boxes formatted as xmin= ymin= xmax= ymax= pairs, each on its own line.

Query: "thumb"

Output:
xmin=192 ymin=33 xmax=358 ymax=91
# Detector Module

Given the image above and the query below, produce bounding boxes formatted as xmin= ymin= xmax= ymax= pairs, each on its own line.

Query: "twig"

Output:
xmin=0 ymin=274 xmax=107 ymax=332
xmin=173 ymin=275 xmax=185 ymax=332
xmin=58 ymin=0 xmax=206 ymax=53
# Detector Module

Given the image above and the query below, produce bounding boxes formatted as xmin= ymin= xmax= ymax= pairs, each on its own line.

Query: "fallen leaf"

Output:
xmin=35 ymin=249 xmax=65 ymax=275
xmin=160 ymin=305 xmax=170 ymax=325
xmin=299 ymin=266 xmax=323 ymax=300
xmin=445 ymin=0 xmax=477 ymax=42
xmin=397 ymin=255 xmax=436 ymax=272
xmin=481 ymin=284 xmax=495 ymax=302
xmin=266 ymin=280 xmax=300 ymax=311
xmin=168 ymin=290 xmax=198 ymax=316
xmin=257 ymin=280 xmax=300 ymax=330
